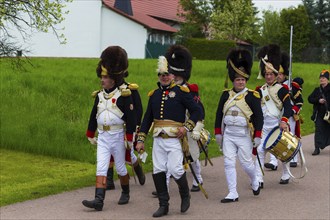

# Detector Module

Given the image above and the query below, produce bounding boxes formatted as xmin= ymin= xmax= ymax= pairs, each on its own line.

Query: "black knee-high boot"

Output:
xmin=175 ymin=172 xmax=190 ymax=213
xmin=152 ymin=172 xmax=169 ymax=218
xmin=118 ymin=174 xmax=130 ymax=205
xmin=82 ymin=176 xmax=106 ymax=211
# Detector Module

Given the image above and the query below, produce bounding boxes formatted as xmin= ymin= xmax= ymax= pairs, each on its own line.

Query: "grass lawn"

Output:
xmin=0 ymin=149 xmax=95 ymax=206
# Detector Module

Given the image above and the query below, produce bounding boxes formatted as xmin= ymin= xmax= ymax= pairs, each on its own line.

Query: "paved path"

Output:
xmin=1 ymin=134 xmax=329 ymax=220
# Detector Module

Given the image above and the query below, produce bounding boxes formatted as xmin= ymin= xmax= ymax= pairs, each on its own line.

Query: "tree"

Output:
xmin=210 ymin=0 xmax=257 ymax=41
xmin=177 ymin=0 xmax=226 ymax=41
xmin=278 ymin=5 xmax=311 ymax=61
xmin=302 ymin=0 xmax=330 ymax=63
xmin=256 ymin=10 xmax=282 ymax=46
xmin=0 ymin=0 xmax=71 ymax=58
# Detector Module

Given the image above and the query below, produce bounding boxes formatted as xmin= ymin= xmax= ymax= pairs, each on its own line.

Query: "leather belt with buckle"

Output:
xmin=98 ymin=124 xmax=124 ymax=131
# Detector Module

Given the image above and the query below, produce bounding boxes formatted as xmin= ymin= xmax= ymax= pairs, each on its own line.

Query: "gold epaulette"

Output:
xmin=179 ymin=85 xmax=190 ymax=93
xmin=91 ymin=90 xmax=101 ymax=98
xmin=148 ymin=89 xmax=156 ymax=97
xmin=128 ymin=83 xmax=139 ymax=90
xmin=249 ymin=89 xmax=260 ymax=99
xmin=223 ymin=88 xmax=230 ymax=92
xmin=121 ymin=88 xmax=132 ymax=97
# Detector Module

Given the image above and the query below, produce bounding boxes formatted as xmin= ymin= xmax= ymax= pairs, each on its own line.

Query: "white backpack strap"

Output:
xmin=261 ymin=86 xmax=281 ymax=118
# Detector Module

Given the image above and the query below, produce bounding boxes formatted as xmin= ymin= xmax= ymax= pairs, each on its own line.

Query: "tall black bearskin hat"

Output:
xmin=165 ymin=45 xmax=192 ymax=81
xmin=258 ymin=44 xmax=282 ymax=78
xmin=96 ymin=46 xmax=128 ymax=79
xmin=279 ymin=52 xmax=290 ymax=76
xmin=226 ymin=48 xmax=252 ymax=82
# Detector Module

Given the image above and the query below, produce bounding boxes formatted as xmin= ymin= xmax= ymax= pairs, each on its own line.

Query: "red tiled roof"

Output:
xmin=103 ymin=0 xmax=182 ymax=32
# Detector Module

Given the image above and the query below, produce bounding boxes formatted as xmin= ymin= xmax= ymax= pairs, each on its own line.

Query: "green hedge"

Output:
xmin=183 ymin=38 xmax=236 ymax=60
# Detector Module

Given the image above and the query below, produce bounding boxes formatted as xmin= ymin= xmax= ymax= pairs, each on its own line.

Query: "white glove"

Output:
xmin=215 ymin=134 xmax=223 ymax=151
xmin=88 ymin=137 xmax=97 ymax=145
xmin=253 ymin=137 xmax=261 ymax=148
xmin=191 ymin=121 xmax=204 ymax=140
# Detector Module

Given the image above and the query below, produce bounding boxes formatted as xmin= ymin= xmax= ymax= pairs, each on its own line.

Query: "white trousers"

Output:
xmin=223 ymin=126 xmax=258 ymax=199
xmin=152 ymin=137 xmax=184 ymax=180
xmin=97 ymin=131 xmax=127 ymax=176
xmin=191 ymin=159 xmax=203 ymax=186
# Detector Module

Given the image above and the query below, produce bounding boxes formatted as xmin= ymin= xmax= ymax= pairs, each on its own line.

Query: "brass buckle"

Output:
xmin=103 ymin=125 xmax=110 ymax=131
xmin=231 ymin=110 xmax=238 ymax=116
xmin=159 ymin=132 xmax=169 ymax=139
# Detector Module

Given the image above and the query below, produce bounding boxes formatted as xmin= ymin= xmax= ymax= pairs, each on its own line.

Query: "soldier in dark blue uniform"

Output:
xmin=136 ymin=47 xmax=202 ymax=218
xmin=83 ymin=46 xmax=137 ymax=211
xmin=165 ymin=45 xmax=206 ymax=192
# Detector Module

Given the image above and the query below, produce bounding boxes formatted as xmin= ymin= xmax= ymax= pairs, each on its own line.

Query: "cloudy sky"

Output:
xmin=252 ymin=0 xmax=302 ymax=12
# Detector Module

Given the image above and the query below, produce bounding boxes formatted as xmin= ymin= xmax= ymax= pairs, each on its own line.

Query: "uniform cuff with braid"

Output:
xmin=137 ymin=132 xmax=147 ymax=143
xmin=184 ymin=119 xmax=196 ymax=132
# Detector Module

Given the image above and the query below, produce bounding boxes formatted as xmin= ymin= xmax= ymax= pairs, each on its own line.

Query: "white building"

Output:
xmin=10 ymin=0 xmax=182 ymax=58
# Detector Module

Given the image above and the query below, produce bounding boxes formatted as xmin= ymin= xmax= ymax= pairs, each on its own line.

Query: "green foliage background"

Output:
xmin=0 ymin=58 xmax=323 ymax=164
xmin=183 ymin=38 xmax=236 ymax=60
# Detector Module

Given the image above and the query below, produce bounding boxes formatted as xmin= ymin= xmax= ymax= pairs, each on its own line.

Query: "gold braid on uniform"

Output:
xmin=121 ymin=88 xmax=131 ymax=96
xmin=282 ymin=93 xmax=290 ymax=101
xmin=91 ymin=90 xmax=101 ymax=98
xmin=137 ymin=132 xmax=147 ymax=142
xmin=184 ymin=119 xmax=195 ymax=131
xmin=178 ymin=85 xmax=190 ymax=93
xmin=101 ymin=65 xmax=128 ymax=75
xmin=128 ymin=83 xmax=139 ymax=90
xmin=228 ymin=59 xmax=250 ymax=79
xmin=293 ymin=90 xmax=301 ymax=100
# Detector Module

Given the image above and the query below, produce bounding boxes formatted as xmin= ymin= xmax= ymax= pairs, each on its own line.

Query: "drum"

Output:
xmin=263 ymin=126 xmax=301 ymax=163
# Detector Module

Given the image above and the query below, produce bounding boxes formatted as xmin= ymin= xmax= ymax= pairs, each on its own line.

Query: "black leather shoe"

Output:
xmin=264 ymin=163 xmax=278 ymax=170
xmin=221 ymin=198 xmax=239 ymax=203
xmin=152 ymin=206 xmax=169 ymax=217
xmin=290 ymin=162 xmax=297 ymax=167
xmin=279 ymin=179 xmax=289 ymax=184
xmin=253 ymin=186 xmax=261 ymax=196
xmin=312 ymin=148 xmax=320 ymax=155
xmin=259 ymin=182 xmax=264 ymax=189
xmin=190 ymin=184 xmax=201 ymax=192
xmin=118 ymin=192 xmax=130 ymax=205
